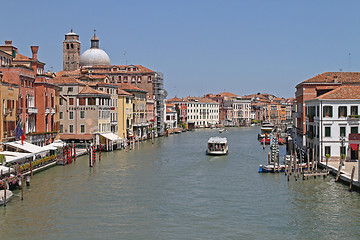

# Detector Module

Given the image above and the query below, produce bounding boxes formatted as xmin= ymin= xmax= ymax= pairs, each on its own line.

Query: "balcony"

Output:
xmin=27 ymin=107 xmax=38 ymax=114
xmin=45 ymin=107 xmax=50 ymax=114
xmin=51 ymin=107 xmax=56 ymax=114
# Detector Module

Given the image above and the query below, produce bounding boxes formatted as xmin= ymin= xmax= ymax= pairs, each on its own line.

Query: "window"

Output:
xmin=325 ymin=127 xmax=331 ymax=137
xmin=351 ymin=126 xmax=358 ymax=134
xmin=79 ymin=98 xmax=86 ymax=105
xmin=323 ymin=106 xmax=332 ymax=117
xmin=325 ymin=146 xmax=331 ymax=156
xmin=69 ymin=111 xmax=74 ymax=120
xmin=60 ymin=124 xmax=63 ymax=133
xmin=68 ymin=87 xmax=73 ymax=92
xmin=60 ymin=112 xmax=63 ymax=120
xmin=69 ymin=125 xmax=74 ymax=133
xmin=69 ymin=98 xmax=74 ymax=105
xmin=80 ymin=125 xmax=85 ymax=133
xmin=338 ymin=106 xmax=347 ymax=118
xmin=340 ymin=127 xmax=346 ymax=137
xmin=80 ymin=111 xmax=85 ymax=119
xmin=351 ymin=106 xmax=358 ymax=115
xmin=60 ymin=98 xmax=63 ymax=106
xmin=88 ymin=98 xmax=96 ymax=105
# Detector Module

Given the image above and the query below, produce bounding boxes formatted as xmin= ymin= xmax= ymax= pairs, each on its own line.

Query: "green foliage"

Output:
xmin=325 ymin=154 xmax=330 ymax=158
xmin=0 ymin=154 xmax=4 ymax=164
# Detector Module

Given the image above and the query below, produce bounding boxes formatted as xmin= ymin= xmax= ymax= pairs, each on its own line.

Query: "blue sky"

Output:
xmin=2 ymin=0 xmax=360 ymax=98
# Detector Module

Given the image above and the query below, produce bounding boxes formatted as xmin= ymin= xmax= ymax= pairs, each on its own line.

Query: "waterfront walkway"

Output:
xmin=319 ymin=160 xmax=359 ymax=189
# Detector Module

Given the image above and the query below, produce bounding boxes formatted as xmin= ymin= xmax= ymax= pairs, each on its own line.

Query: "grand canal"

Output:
xmin=1 ymin=127 xmax=360 ymax=239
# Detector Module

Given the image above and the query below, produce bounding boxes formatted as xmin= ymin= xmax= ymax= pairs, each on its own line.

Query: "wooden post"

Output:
xmin=152 ymin=130 xmax=154 ymax=144
xmin=335 ymin=159 xmax=342 ymax=182
xmin=312 ymin=148 xmax=315 ymax=173
xmin=21 ymin=174 xmax=24 ymax=200
xmin=99 ymin=143 xmax=102 ymax=161
xmin=73 ymin=142 xmax=76 ymax=161
xmin=294 ymin=151 xmax=297 ymax=181
xmin=307 ymin=150 xmax=310 ymax=174
xmin=30 ymin=158 xmax=33 ymax=179
xmin=268 ymin=152 xmax=270 ymax=165
xmin=263 ymin=137 xmax=265 ymax=149
xmin=349 ymin=166 xmax=356 ymax=191
xmin=89 ymin=144 xmax=92 ymax=167
xmin=3 ymin=179 xmax=6 ymax=207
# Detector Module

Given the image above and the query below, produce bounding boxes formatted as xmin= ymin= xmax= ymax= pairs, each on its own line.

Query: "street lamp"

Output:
xmin=340 ymin=137 xmax=346 ymax=168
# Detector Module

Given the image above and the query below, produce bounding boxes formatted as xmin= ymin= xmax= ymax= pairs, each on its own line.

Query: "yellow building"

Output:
xmin=119 ymin=83 xmax=148 ymax=139
xmin=0 ymin=79 xmax=19 ymax=142
xmin=117 ymin=89 xmax=133 ymax=139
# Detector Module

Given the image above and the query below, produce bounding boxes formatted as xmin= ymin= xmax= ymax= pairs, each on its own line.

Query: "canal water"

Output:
xmin=1 ymin=127 xmax=360 ymax=239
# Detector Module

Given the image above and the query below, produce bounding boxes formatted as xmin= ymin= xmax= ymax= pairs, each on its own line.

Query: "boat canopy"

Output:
xmin=0 ymin=151 xmax=34 ymax=164
xmin=208 ymin=137 xmax=227 ymax=144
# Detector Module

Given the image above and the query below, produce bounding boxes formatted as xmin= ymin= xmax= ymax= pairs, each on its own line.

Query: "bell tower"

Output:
xmin=63 ymin=29 xmax=81 ymax=71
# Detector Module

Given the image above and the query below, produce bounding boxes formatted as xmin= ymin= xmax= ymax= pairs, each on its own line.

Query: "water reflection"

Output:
xmin=1 ymin=127 xmax=359 ymax=239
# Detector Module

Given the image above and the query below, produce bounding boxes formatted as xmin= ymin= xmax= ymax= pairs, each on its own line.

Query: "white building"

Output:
xmin=305 ymin=86 xmax=360 ymax=162
xmin=185 ymin=97 xmax=219 ymax=127
xmin=165 ymin=103 xmax=177 ymax=129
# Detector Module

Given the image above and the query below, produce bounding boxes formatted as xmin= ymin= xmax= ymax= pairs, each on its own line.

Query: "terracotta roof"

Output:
xmin=314 ymin=85 xmax=360 ymax=100
xmin=60 ymin=134 xmax=94 ymax=140
xmin=184 ymin=96 xmax=218 ymax=104
xmin=301 ymin=72 xmax=360 ymax=85
xmin=167 ymin=97 xmax=183 ymax=102
xmin=53 ymin=75 xmax=85 ymax=85
xmin=14 ymin=53 xmax=31 ymax=61
xmin=218 ymin=92 xmax=239 ymax=98
xmin=166 ymin=103 xmax=175 ymax=107
xmin=79 ymin=86 xmax=109 ymax=95
xmin=118 ymin=89 xmax=132 ymax=96
xmin=55 ymin=69 xmax=82 ymax=77
xmin=118 ymin=82 xmax=147 ymax=92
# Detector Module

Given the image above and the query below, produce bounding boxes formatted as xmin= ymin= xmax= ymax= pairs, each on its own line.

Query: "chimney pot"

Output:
xmin=30 ymin=46 xmax=39 ymax=60
xmin=5 ymin=40 xmax=12 ymax=46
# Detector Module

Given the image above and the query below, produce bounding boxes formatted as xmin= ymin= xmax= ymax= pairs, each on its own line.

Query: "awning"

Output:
xmin=5 ymin=141 xmax=48 ymax=154
xmin=350 ymin=143 xmax=358 ymax=151
xmin=99 ymin=133 xmax=122 ymax=142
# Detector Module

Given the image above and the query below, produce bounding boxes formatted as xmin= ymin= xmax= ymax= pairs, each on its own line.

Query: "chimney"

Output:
xmin=5 ymin=40 xmax=12 ymax=46
xmin=30 ymin=46 xmax=39 ymax=60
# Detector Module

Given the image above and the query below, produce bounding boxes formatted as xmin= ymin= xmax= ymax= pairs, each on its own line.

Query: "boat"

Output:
xmin=260 ymin=137 xmax=271 ymax=145
xmin=259 ymin=164 xmax=286 ymax=173
xmin=206 ymin=137 xmax=228 ymax=155
xmin=258 ymin=123 xmax=274 ymax=140
xmin=219 ymin=128 xmax=226 ymax=133
xmin=0 ymin=189 xmax=13 ymax=206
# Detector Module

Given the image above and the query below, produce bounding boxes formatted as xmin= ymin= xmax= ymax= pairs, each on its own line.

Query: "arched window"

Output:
xmin=71 ymin=43 xmax=74 ymax=49
xmin=66 ymin=44 xmax=69 ymax=49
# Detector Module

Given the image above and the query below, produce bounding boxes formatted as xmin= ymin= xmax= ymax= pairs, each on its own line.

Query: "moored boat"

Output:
xmin=0 ymin=189 xmax=13 ymax=206
xmin=206 ymin=137 xmax=228 ymax=155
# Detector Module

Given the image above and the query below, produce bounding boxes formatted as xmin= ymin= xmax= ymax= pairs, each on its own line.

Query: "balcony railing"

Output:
xmin=51 ymin=107 xmax=56 ymax=114
xmin=45 ymin=108 xmax=50 ymax=114
xmin=27 ymin=107 xmax=38 ymax=114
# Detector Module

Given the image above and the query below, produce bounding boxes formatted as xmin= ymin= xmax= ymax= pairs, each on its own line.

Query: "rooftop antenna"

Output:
xmin=349 ymin=52 xmax=351 ymax=72
xmin=93 ymin=28 xmax=96 ymax=35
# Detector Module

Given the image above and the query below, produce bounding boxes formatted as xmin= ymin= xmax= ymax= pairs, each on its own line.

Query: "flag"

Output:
xmin=14 ymin=121 xmax=26 ymax=145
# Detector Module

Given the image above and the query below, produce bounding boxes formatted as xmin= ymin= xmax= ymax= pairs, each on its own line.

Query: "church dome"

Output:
xmin=80 ymin=48 xmax=110 ymax=66
xmin=79 ymin=32 xmax=111 ymax=66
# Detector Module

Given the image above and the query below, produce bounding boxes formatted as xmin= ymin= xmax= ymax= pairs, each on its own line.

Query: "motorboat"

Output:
xmin=0 ymin=189 xmax=13 ymax=206
xmin=206 ymin=137 xmax=228 ymax=155
xmin=258 ymin=123 xmax=274 ymax=140
xmin=219 ymin=128 xmax=226 ymax=133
